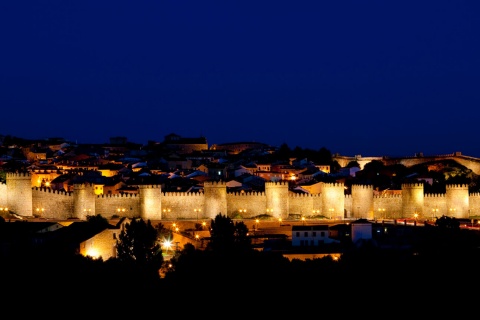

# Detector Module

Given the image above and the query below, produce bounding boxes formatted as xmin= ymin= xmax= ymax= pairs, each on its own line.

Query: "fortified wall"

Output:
xmin=333 ymin=152 xmax=480 ymax=175
xmin=2 ymin=173 xmax=479 ymax=221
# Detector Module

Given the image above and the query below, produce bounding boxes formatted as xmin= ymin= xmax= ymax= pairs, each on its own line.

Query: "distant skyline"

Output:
xmin=1 ymin=1 xmax=479 ymax=158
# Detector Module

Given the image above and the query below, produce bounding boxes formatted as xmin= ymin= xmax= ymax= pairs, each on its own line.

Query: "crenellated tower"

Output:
xmin=6 ymin=172 xmax=33 ymax=217
xmin=265 ymin=181 xmax=289 ymax=219
xmin=203 ymin=181 xmax=227 ymax=218
xmin=73 ymin=183 xmax=96 ymax=219
xmin=351 ymin=184 xmax=374 ymax=219
xmin=139 ymin=184 xmax=162 ymax=220
xmin=321 ymin=182 xmax=345 ymax=219
xmin=445 ymin=184 xmax=469 ymax=218
xmin=401 ymin=183 xmax=424 ymax=218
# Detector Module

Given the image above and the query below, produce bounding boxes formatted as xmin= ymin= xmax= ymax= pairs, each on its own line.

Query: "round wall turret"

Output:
xmin=265 ymin=181 xmax=289 ymax=219
xmin=203 ymin=181 xmax=227 ymax=219
xmin=6 ymin=172 xmax=33 ymax=217
xmin=73 ymin=183 xmax=96 ymax=219
xmin=351 ymin=184 xmax=374 ymax=219
xmin=139 ymin=184 xmax=162 ymax=220
xmin=445 ymin=184 xmax=469 ymax=218
xmin=322 ymin=182 xmax=346 ymax=219
xmin=401 ymin=183 xmax=424 ymax=218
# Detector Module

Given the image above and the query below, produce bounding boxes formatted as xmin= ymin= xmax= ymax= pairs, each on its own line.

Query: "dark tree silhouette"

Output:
xmin=435 ymin=215 xmax=460 ymax=229
xmin=207 ymin=213 xmax=251 ymax=252
xmin=116 ymin=218 xmax=163 ymax=269
xmin=86 ymin=214 xmax=110 ymax=228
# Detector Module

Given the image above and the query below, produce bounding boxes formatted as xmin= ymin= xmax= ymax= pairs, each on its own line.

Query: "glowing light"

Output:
xmin=162 ymin=239 xmax=173 ymax=252
xmin=86 ymin=248 xmax=100 ymax=259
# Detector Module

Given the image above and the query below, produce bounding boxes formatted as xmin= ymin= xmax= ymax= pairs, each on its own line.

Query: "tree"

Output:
xmin=276 ymin=143 xmax=292 ymax=161
xmin=435 ymin=215 xmax=460 ymax=230
xmin=207 ymin=213 xmax=252 ymax=252
xmin=116 ymin=218 xmax=163 ymax=270
xmin=317 ymin=147 xmax=333 ymax=165
xmin=86 ymin=214 xmax=110 ymax=229
xmin=346 ymin=160 xmax=360 ymax=168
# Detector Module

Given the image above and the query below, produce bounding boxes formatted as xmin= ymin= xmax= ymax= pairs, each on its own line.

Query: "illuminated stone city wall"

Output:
xmin=226 ymin=192 xmax=267 ymax=219
xmin=0 ymin=182 xmax=7 ymax=208
xmin=32 ymin=187 xmax=74 ymax=220
xmin=6 ymin=173 xmax=32 ymax=217
xmin=469 ymin=193 xmax=480 ymax=218
xmin=94 ymin=194 xmax=141 ymax=219
xmin=288 ymin=193 xmax=318 ymax=217
xmin=4 ymin=173 xmax=480 ymax=221
xmin=162 ymin=192 xmax=205 ymax=220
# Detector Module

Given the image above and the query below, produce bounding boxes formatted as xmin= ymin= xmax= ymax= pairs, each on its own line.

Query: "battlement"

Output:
xmin=323 ymin=182 xmax=344 ymax=188
xmin=33 ymin=187 xmax=73 ymax=196
xmin=424 ymin=193 xmax=446 ymax=198
xmin=351 ymin=184 xmax=374 ymax=190
xmin=203 ymin=181 xmax=227 ymax=187
xmin=373 ymin=194 xmax=401 ymax=199
xmin=6 ymin=172 xmax=31 ymax=178
xmin=227 ymin=191 xmax=266 ymax=196
xmin=138 ymin=184 xmax=162 ymax=189
xmin=163 ymin=191 xmax=204 ymax=197
xmin=446 ymin=184 xmax=469 ymax=190
xmin=288 ymin=193 xmax=320 ymax=198
xmin=97 ymin=193 xmax=139 ymax=198
xmin=265 ymin=181 xmax=289 ymax=187
xmin=401 ymin=183 xmax=424 ymax=188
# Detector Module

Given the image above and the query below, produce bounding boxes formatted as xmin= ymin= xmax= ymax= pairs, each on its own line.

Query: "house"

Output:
xmin=46 ymin=219 xmax=127 ymax=258
xmin=291 ymin=225 xmax=340 ymax=247
xmin=78 ymin=219 xmax=130 ymax=260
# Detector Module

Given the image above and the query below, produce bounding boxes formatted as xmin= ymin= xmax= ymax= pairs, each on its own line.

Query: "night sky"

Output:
xmin=1 ymin=1 xmax=479 ymax=157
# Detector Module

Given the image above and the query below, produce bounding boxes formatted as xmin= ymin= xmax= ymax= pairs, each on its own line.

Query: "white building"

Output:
xmin=291 ymin=225 xmax=340 ymax=247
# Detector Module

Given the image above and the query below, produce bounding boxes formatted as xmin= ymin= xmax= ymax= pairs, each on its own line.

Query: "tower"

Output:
xmin=445 ymin=184 xmax=469 ymax=218
xmin=401 ymin=183 xmax=424 ymax=219
xmin=203 ymin=181 xmax=227 ymax=219
xmin=6 ymin=172 xmax=33 ymax=217
xmin=73 ymin=183 xmax=96 ymax=219
xmin=265 ymin=181 xmax=289 ymax=219
xmin=322 ymin=182 xmax=345 ymax=219
xmin=351 ymin=184 xmax=374 ymax=219
xmin=139 ymin=184 xmax=162 ymax=220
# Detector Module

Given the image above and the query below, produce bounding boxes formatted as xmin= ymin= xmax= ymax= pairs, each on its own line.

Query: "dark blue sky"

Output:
xmin=1 ymin=1 xmax=479 ymax=157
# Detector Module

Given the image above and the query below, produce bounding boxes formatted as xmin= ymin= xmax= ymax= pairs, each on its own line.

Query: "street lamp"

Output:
xmin=194 ymin=208 xmax=201 ymax=221
xmin=328 ymin=208 xmax=334 ymax=219
xmin=378 ymin=208 xmax=385 ymax=219
xmin=301 ymin=216 xmax=305 ymax=225
xmin=449 ymin=208 xmax=456 ymax=216
xmin=432 ymin=207 xmax=438 ymax=220
xmin=255 ymin=219 xmax=259 ymax=231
